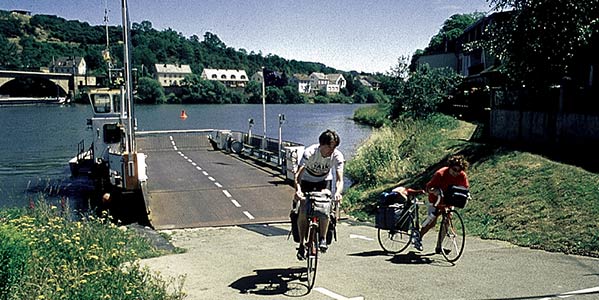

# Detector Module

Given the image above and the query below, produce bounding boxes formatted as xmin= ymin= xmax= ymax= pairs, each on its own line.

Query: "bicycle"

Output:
xmin=303 ymin=190 xmax=337 ymax=291
xmin=377 ymin=188 xmax=466 ymax=263
xmin=377 ymin=188 xmax=425 ymax=255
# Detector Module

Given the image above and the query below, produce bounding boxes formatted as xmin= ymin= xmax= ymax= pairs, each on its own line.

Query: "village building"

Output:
xmin=154 ymin=64 xmax=193 ymax=87
xmin=201 ymin=69 xmax=249 ymax=88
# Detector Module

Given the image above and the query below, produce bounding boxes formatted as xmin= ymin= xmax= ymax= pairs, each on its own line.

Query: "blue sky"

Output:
xmin=2 ymin=0 xmax=494 ymax=73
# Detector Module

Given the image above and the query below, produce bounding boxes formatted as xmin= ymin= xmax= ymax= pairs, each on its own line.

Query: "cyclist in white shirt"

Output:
xmin=294 ymin=129 xmax=344 ymax=260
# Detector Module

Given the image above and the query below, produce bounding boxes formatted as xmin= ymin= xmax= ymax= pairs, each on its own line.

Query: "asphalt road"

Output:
xmin=138 ymin=134 xmax=294 ymax=229
xmin=141 ymin=221 xmax=599 ymax=300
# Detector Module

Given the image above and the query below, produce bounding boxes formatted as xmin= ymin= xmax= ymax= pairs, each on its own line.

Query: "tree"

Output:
xmin=136 ymin=77 xmax=165 ymax=104
xmin=426 ymin=13 xmax=485 ymax=54
xmin=391 ymin=64 xmax=462 ymax=119
xmin=485 ymin=0 xmax=599 ymax=89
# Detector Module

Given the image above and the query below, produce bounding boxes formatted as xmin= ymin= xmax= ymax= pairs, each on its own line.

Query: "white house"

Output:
xmin=50 ymin=56 xmax=87 ymax=75
xmin=308 ymin=72 xmax=346 ymax=94
xmin=201 ymin=69 xmax=249 ymax=88
xmin=290 ymin=74 xmax=312 ymax=94
xmin=154 ymin=64 xmax=192 ymax=87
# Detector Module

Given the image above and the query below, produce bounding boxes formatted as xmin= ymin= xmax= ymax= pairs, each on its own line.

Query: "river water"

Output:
xmin=0 ymin=103 xmax=373 ymax=208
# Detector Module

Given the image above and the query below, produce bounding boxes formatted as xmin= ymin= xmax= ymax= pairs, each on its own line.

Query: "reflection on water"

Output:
xmin=0 ymin=103 xmax=373 ymax=208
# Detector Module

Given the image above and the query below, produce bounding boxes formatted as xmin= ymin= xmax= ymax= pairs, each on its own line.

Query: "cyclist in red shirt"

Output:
xmin=420 ymin=155 xmax=470 ymax=252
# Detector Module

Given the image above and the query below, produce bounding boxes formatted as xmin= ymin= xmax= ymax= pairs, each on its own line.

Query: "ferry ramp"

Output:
xmin=136 ymin=131 xmax=294 ymax=230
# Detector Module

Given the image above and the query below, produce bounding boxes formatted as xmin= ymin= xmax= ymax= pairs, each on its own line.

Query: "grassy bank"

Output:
xmin=0 ymin=198 xmax=185 ymax=300
xmin=345 ymin=112 xmax=599 ymax=257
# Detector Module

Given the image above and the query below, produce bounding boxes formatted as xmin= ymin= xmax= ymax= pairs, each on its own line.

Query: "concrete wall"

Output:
xmin=490 ymin=109 xmax=599 ymax=145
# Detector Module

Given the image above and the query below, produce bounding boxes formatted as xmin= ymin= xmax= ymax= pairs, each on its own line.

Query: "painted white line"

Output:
xmin=222 ymin=190 xmax=232 ymax=198
xmin=183 ymin=156 xmax=188 ymax=160
xmin=349 ymin=234 xmax=374 ymax=241
xmin=187 ymin=159 xmax=193 ymax=163
xmin=313 ymin=287 xmax=363 ymax=300
xmin=539 ymin=286 xmax=599 ymax=299
xmin=196 ymin=166 xmax=202 ymax=171
xmin=171 ymin=141 xmax=176 ymax=146
xmin=173 ymin=146 xmax=178 ymax=150
xmin=191 ymin=162 xmax=197 ymax=166
xmin=202 ymin=171 xmax=209 ymax=176
xmin=230 ymin=199 xmax=241 ymax=207
xmin=214 ymin=182 xmax=222 ymax=188
xmin=169 ymin=136 xmax=173 ymax=141
xmin=177 ymin=151 xmax=183 ymax=155
xmin=208 ymin=176 xmax=215 ymax=181
xmin=242 ymin=211 xmax=255 ymax=220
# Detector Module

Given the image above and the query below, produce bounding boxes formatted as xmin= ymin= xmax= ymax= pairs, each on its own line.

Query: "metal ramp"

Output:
xmin=136 ymin=132 xmax=294 ymax=230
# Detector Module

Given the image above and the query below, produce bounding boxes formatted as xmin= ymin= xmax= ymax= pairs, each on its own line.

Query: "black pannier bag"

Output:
xmin=326 ymin=216 xmax=336 ymax=245
xmin=289 ymin=208 xmax=300 ymax=243
xmin=375 ymin=204 xmax=402 ymax=230
xmin=445 ymin=185 xmax=470 ymax=208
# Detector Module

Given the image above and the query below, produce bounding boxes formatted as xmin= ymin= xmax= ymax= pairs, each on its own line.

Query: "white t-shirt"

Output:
xmin=299 ymin=143 xmax=344 ymax=182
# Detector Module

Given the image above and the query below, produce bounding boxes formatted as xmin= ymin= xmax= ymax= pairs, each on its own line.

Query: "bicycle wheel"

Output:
xmin=306 ymin=225 xmax=318 ymax=291
xmin=439 ymin=209 xmax=465 ymax=263
xmin=377 ymin=216 xmax=413 ymax=254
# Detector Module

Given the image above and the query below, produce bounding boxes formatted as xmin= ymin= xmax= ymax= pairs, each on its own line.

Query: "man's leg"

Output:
xmin=296 ymin=200 xmax=308 ymax=260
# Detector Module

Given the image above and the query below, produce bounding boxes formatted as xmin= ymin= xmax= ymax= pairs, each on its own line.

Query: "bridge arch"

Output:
xmin=0 ymin=70 xmax=74 ymax=96
xmin=0 ymin=76 xmax=68 ymax=97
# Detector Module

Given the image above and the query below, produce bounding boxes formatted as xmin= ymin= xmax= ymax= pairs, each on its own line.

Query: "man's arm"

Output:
xmin=334 ymin=168 xmax=344 ymax=202
xmin=294 ymin=165 xmax=306 ymax=201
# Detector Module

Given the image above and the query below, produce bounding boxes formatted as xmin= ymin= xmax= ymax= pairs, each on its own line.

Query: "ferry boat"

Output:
xmin=69 ymin=0 xmax=146 ymax=194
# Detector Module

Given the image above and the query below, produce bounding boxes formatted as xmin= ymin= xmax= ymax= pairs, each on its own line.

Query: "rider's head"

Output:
xmin=448 ymin=155 xmax=469 ymax=175
xmin=318 ymin=129 xmax=340 ymax=157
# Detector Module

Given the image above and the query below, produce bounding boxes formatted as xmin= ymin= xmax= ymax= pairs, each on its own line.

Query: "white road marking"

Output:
xmin=196 ymin=166 xmax=202 ymax=171
xmin=208 ymin=176 xmax=215 ymax=181
xmin=169 ymin=136 xmax=173 ymax=141
xmin=191 ymin=162 xmax=197 ymax=166
xmin=313 ymin=287 xmax=364 ymax=300
xmin=202 ymin=171 xmax=209 ymax=176
xmin=214 ymin=182 xmax=222 ymax=188
xmin=222 ymin=190 xmax=232 ymax=198
xmin=187 ymin=159 xmax=193 ymax=163
xmin=230 ymin=199 xmax=241 ymax=207
xmin=183 ymin=156 xmax=188 ymax=160
xmin=349 ymin=234 xmax=374 ymax=241
xmin=539 ymin=286 xmax=599 ymax=299
xmin=173 ymin=146 xmax=178 ymax=150
xmin=177 ymin=151 xmax=183 ymax=155
xmin=242 ymin=211 xmax=255 ymax=219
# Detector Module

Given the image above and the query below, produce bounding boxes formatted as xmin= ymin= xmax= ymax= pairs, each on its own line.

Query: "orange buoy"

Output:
xmin=180 ymin=110 xmax=188 ymax=120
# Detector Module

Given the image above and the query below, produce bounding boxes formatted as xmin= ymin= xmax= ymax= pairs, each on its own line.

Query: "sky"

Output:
xmin=1 ymin=0 xmax=495 ymax=74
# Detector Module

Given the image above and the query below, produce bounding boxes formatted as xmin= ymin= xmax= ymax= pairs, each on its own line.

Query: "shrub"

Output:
xmin=0 ymin=225 xmax=30 ymax=300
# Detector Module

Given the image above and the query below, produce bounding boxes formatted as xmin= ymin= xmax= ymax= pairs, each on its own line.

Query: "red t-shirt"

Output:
xmin=426 ymin=166 xmax=469 ymax=207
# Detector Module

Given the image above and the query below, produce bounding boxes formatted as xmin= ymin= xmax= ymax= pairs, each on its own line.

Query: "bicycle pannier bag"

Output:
xmin=326 ymin=217 xmax=336 ymax=245
xmin=378 ymin=191 xmax=407 ymax=206
xmin=308 ymin=190 xmax=332 ymax=219
xmin=289 ymin=209 xmax=300 ymax=243
xmin=445 ymin=185 xmax=469 ymax=208
xmin=375 ymin=204 xmax=402 ymax=230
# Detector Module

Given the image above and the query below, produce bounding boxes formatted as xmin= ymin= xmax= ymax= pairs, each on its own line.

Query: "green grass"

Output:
xmin=0 ymin=197 xmax=185 ymax=300
xmin=346 ymin=113 xmax=599 ymax=257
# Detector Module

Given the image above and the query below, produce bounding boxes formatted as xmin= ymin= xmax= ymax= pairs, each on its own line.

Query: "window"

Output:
xmin=241 ymin=75 xmax=246 ymax=79
xmin=221 ymin=74 xmax=227 ymax=79
xmin=103 ymin=123 xmax=121 ymax=144
xmin=212 ymin=74 xmax=217 ymax=79
xmin=231 ymin=75 xmax=236 ymax=79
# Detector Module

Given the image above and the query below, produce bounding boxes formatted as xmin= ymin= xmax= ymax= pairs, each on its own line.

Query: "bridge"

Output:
xmin=0 ymin=70 xmax=73 ymax=96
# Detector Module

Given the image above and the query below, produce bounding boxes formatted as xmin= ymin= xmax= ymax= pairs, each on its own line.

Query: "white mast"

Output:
xmin=121 ymin=0 xmax=135 ymax=154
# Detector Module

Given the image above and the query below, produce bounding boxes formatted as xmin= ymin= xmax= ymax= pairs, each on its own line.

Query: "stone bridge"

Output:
xmin=0 ymin=70 xmax=73 ymax=95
